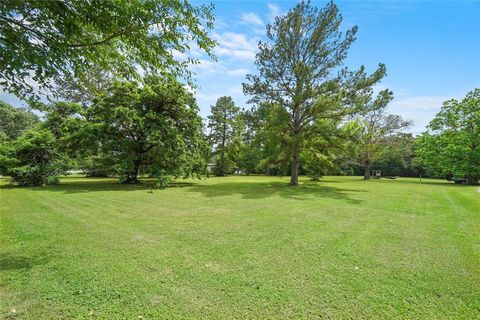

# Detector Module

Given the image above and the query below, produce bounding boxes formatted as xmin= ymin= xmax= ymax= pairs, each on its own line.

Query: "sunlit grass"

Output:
xmin=1 ymin=176 xmax=479 ymax=319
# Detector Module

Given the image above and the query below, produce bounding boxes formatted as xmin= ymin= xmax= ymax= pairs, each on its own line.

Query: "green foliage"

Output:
xmin=54 ymin=67 xmax=113 ymax=105
xmin=236 ymin=108 xmax=264 ymax=174
xmin=0 ymin=130 xmax=68 ymax=186
xmin=301 ymin=150 xmax=333 ymax=181
xmin=374 ymin=134 xmax=425 ymax=177
xmin=155 ymin=174 xmax=173 ymax=189
xmin=416 ymin=89 xmax=480 ymax=184
xmin=353 ymin=95 xmax=412 ymax=179
xmin=0 ymin=101 xmax=39 ymax=141
xmin=80 ymin=155 xmax=112 ymax=178
xmin=207 ymin=96 xmax=240 ymax=176
xmin=243 ymin=1 xmax=388 ymax=185
xmin=0 ymin=0 xmax=216 ymax=101
xmin=87 ymin=77 xmax=207 ymax=184
xmin=300 ymin=119 xmax=356 ymax=180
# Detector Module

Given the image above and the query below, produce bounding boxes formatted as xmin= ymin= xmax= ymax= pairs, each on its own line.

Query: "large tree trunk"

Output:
xmin=290 ymin=109 xmax=301 ymax=186
xmin=467 ymin=175 xmax=479 ymax=185
xmin=363 ymin=163 xmax=371 ymax=180
xmin=218 ymin=124 xmax=226 ymax=176
xmin=124 ymin=159 xmax=141 ymax=184
xmin=290 ymin=152 xmax=299 ymax=186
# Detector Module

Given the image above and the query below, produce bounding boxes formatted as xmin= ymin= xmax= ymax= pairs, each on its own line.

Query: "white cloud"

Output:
xmin=171 ymin=49 xmax=188 ymax=61
xmin=190 ymin=59 xmax=227 ymax=79
xmin=214 ymin=17 xmax=228 ymax=30
xmin=228 ymin=85 xmax=245 ymax=96
xmin=215 ymin=47 xmax=256 ymax=60
xmin=387 ymin=95 xmax=451 ymax=134
xmin=267 ymin=3 xmax=281 ymax=21
xmin=389 ymin=96 xmax=446 ymax=112
xmin=241 ymin=12 xmax=264 ymax=26
xmin=192 ymin=59 xmax=221 ymax=71
xmin=226 ymin=68 xmax=250 ymax=77
xmin=213 ymin=32 xmax=258 ymax=61
xmin=196 ymin=92 xmax=220 ymax=106
xmin=191 ymin=60 xmax=250 ymax=79
xmin=0 ymin=91 xmax=26 ymax=108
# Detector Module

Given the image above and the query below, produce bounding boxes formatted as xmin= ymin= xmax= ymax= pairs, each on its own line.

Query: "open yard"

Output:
xmin=1 ymin=176 xmax=479 ymax=319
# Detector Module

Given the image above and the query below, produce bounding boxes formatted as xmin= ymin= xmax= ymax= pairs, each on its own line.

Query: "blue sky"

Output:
xmin=1 ymin=0 xmax=479 ymax=134
xmin=189 ymin=0 xmax=480 ymax=134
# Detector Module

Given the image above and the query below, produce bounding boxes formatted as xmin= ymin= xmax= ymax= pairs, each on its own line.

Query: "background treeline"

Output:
xmin=205 ymin=96 xmax=422 ymax=178
xmin=0 ymin=1 xmax=478 ymax=186
xmin=2 ymin=87 xmax=478 ymax=186
xmin=0 ymin=77 xmax=208 ymax=187
xmin=204 ymin=89 xmax=478 ymax=185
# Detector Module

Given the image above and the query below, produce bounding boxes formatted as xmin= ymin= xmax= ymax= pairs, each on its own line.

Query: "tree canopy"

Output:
xmin=354 ymin=94 xmax=412 ymax=179
xmin=0 ymin=100 xmax=39 ymax=141
xmin=243 ymin=0 xmax=389 ymax=185
xmin=86 ymin=77 xmax=207 ymax=184
xmin=0 ymin=0 xmax=216 ymax=101
xmin=207 ymin=96 xmax=240 ymax=176
xmin=417 ymin=89 xmax=480 ymax=185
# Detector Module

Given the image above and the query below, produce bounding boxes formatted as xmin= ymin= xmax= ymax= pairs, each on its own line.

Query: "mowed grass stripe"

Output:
xmin=1 ymin=176 xmax=479 ymax=319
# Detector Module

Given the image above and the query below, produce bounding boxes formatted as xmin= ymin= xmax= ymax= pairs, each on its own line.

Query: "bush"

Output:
xmin=0 ymin=130 xmax=68 ymax=186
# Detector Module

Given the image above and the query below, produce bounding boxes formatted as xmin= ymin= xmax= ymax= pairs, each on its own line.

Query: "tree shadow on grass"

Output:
xmin=0 ymin=252 xmax=50 ymax=271
xmin=416 ymin=180 xmax=478 ymax=187
xmin=186 ymin=181 xmax=365 ymax=204
xmin=1 ymin=177 xmax=364 ymax=203
xmin=1 ymin=178 xmax=196 ymax=194
xmin=389 ymin=178 xmax=478 ymax=188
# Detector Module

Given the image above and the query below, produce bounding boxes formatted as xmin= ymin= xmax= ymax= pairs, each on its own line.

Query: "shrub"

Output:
xmin=0 ymin=130 xmax=68 ymax=186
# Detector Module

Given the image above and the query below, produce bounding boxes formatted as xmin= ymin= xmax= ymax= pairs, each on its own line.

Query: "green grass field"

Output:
xmin=1 ymin=176 xmax=479 ymax=319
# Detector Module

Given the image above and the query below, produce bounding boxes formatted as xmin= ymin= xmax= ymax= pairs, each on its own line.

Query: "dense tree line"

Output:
xmin=0 ymin=77 xmax=207 ymax=186
xmin=416 ymin=89 xmax=479 ymax=184
xmin=204 ymin=87 xmax=478 ymax=185
xmin=0 ymin=1 xmax=478 ymax=186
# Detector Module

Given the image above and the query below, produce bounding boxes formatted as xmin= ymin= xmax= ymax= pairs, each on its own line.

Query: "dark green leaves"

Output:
xmin=416 ymin=89 xmax=480 ymax=184
xmin=0 ymin=0 xmax=216 ymax=102
xmin=86 ymin=77 xmax=206 ymax=183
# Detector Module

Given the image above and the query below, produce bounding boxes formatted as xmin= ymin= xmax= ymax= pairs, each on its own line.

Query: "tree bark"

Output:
xmin=290 ymin=152 xmax=299 ymax=186
xmin=467 ymin=175 xmax=479 ymax=185
xmin=290 ymin=108 xmax=301 ymax=186
xmin=218 ymin=121 xmax=226 ymax=176
xmin=363 ymin=163 xmax=371 ymax=180
xmin=124 ymin=159 xmax=141 ymax=184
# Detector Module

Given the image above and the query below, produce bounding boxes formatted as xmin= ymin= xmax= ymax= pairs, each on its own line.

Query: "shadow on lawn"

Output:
xmin=2 ymin=178 xmax=364 ymax=203
xmin=187 ymin=180 xmax=365 ymax=204
xmin=0 ymin=252 xmax=49 ymax=271
xmin=1 ymin=178 xmax=196 ymax=194
xmin=417 ymin=180 xmax=478 ymax=187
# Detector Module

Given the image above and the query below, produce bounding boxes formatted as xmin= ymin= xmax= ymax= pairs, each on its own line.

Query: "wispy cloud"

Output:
xmin=191 ymin=60 xmax=250 ymax=80
xmin=267 ymin=3 xmax=281 ymax=21
xmin=191 ymin=59 xmax=223 ymax=75
xmin=387 ymin=95 xmax=453 ymax=134
xmin=241 ymin=12 xmax=264 ymax=26
xmin=213 ymin=32 xmax=258 ymax=61
xmin=226 ymin=68 xmax=250 ymax=77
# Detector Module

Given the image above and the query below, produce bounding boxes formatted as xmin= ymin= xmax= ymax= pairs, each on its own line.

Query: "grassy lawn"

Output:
xmin=1 ymin=176 xmax=479 ymax=319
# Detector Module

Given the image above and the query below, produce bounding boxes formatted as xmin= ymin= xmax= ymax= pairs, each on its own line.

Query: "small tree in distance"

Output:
xmin=207 ymin=96 xmax=240 ymax=176
xmin=355 ymin=94 xmax=412 ymax=179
